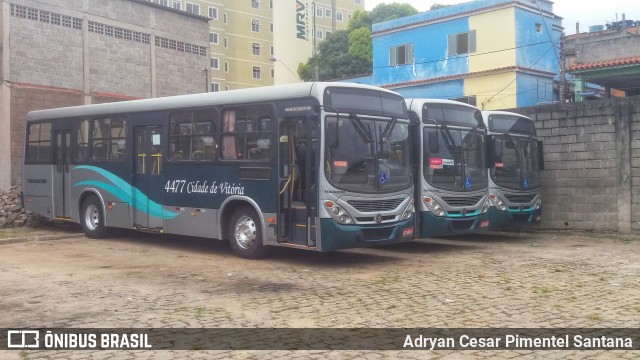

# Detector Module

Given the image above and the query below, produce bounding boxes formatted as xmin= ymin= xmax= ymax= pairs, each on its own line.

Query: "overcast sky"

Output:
xmin=364 ymin=0 xmax=640 ymax=34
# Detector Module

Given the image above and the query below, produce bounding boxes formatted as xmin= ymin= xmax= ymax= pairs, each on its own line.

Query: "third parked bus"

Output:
xmin=406 ymin=99 xmax=490 ymax=237
xmin=482 ymin=111 xmax=543 ymax=229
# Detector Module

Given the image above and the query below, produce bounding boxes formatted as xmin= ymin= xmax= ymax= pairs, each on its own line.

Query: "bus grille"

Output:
xmin=505 ymin=194 xmax=536 ymax=204
xmin=441 ymin=196 xmax=482 ymax=207
xmin=347 ymin=198 xmax=404 ymax=212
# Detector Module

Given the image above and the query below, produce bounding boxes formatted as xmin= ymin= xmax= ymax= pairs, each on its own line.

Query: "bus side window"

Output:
xmin=26 ymin=122 xmax=52 ymax=163
xmin=221 ymin=110 xmax=237 ymax=159
xmin=76 ymin=119 xmax=90 ymax=162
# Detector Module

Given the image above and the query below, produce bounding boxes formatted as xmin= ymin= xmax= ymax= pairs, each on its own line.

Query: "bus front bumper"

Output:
xmin=417 ymin=211 xmax=490 ymax=238
xmin=319 ymin=217 xmax=415 ymax=252
xmin=487 ymin=207 xmax=542 ymax=230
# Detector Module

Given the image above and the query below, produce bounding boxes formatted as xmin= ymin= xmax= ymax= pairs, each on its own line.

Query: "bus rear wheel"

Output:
xmin=81 ymin=196 xmax=110 ymax=239
xmin=228 ymin=207 xmax=268 ymax=259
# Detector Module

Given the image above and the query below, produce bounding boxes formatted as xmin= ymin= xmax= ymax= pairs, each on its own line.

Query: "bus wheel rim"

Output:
xmin=234 ymin=215 xmax=256 ymax=250
xmin=85 ymin=204 xmax=100 ymax=231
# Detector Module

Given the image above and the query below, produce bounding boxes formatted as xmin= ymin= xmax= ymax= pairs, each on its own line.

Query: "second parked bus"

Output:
xmin=406 ymin=99 xmax=490 ymax=238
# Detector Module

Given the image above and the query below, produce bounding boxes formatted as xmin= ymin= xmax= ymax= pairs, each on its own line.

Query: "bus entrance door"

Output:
xmin=133 ymin=126 xmax=164 ymax=230
xmin=279 ymin=116 xmax=318 ymax=247
xmin=53 ymin=130 xmax=71 ymax=220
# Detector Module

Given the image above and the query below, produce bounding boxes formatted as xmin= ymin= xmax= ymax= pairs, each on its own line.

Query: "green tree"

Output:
xmin=298 ymin=3 xmax=418 ymax=81
xmin=430 ymin=4 xmax=451 ymax=10
xmin=298 ymin=30 xmax=371 ymax=81
xmin=348 ymin=3 xmax=419 ymax=31
xmin=348 ymin=27 xmax=372 ymax=60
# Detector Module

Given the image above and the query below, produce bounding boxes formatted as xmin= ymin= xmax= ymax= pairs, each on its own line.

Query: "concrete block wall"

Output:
xmin=513 ymin=96 xmax=640 ymax=233
xmin=1 ymin=0 xmax=210 ymax=190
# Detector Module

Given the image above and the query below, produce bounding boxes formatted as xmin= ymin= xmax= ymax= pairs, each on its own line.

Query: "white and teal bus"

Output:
xmin=406 ymin=99 xmax=490 ymax=237
xmin=482 ymin=111 xmax=543 ymax=229
xmin=22 ymin=82 xmax=415 ymax=258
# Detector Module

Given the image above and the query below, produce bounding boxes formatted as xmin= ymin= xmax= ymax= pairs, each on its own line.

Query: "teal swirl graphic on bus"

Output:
xmin=73 ymin=165 xmax=179 ymax=219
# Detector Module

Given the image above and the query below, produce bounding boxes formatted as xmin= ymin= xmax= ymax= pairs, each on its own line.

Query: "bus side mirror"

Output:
xmin=486 ymin=135 xmax=495 ymax=168
xmin=408 ymin=110 xmax=420 ymax=124
xmin=537 ymin=140 xmax=545 ymax=170
xmin=326 ymin=121 xmax=338 ymax=148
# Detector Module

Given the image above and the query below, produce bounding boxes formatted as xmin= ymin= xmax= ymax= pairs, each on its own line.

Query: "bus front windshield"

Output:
xmin=492 ymin=136 xmax=541 ymax=190
xmin=324 ymin=115 xmax=412 ymax=193
xmin=423 ymin=127 xmax=487 ymax=191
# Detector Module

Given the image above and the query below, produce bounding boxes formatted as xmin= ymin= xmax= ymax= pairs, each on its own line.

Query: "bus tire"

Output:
xmin=81 ymin=196 xmax=110 ymax=239
xmin=228 ymin=206 xmax=268 ymax=259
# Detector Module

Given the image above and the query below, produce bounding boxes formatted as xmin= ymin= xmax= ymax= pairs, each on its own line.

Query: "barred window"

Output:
xmin=10 ymin=4 xmax=82 ymax=31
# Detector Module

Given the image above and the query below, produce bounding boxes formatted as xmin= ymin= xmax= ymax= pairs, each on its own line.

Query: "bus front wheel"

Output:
xmin=81 ymin=196 xmax=110 ymax=239
xmin=228 ymin=207 xmax=268 ymax=259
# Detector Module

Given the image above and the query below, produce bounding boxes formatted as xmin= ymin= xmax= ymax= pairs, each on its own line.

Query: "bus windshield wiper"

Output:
xmin=348 ymin=113 xmax=373 ymax=143
xmin=381 ymin=117 xmax=397 ymax=143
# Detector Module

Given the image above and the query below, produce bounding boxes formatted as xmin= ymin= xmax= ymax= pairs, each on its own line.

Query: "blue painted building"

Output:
xmin=347 ymin=0 xmax=563 ymax=109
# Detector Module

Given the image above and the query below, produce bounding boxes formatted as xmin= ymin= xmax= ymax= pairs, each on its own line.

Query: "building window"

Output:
xmin=185 ymin=3 xmax=199 ymax=15
xmin=251 ymin=19 xmax=260 ymax=32
xmin=224 ymin=37 xmax=228 ymax=48
xmin=211 ymin=83 xmax=220 ymax=92
xmin=208 ymin=7 xmax=218 ymax=19
xmin=448 ymin=30 xmax=476 ymax=56
xmin=251 ymin=0 xmax=260 ymax=9
xmin=316 ymin=6 xmax=323 ymax=17
xmin=209 ymin=32 xmax=218 ymax=44
xmin=336 ymin=11 xmax=343 ymax=22
xmin=271 ymin=68 xmax=274 ymax=78
xmin=348 ymin=13 xmax=352 ymax=20
xmin=270 ymin=22 xmax=273 ymax=32
xmin=389 ymin=43 xmax=413 ymax=66
xmin=169 ymin=110 xmax=217 ymax=161
xmin=326 ymin=30 xmax=332 ymax=37
xmin=450 ymin=96 xmax=477 ymax=107
xmin=225 ymin=62 xmax=229 ymax=72
xmin=252 ymin=66 xmax=261 ymax=79
xmin=270 ymin=0 xmax=273 ymax=9
xmin=355 ymin=0 xmax=362 ymax=4
xmin=159 ymin=0 xmax=168 ymax=6
xmin=224 ymin=13 xmax=227 ymax=24
xmin=211 ymin=57 xmax=219 ymax=69
xmin=172 ymin=0 xmax=181 ymax=10
xmin=325 ymin=8 xmax=332 ymax=18
xmin=270 ymin=45 xmax=273 ymax=55
xmin=316 ymin=29 xmax=323 ymax=39
xmin=252 ymin=43 xmax=261 ymax=56
xmin=535 ymin=23 xmax=542 ymax=33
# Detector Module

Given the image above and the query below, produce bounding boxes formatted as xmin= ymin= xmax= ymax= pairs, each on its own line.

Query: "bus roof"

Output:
xmin=26 ymin=82 xmax=400 ymax=121
xmin=404 ymin=98 xmax=479 ymax=111
xmin=481 ymin=111 xmax=535 ymax=136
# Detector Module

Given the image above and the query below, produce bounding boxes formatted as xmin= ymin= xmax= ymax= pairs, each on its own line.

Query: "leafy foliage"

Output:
xmin=298 ymin=3 xmax=418 ymax=81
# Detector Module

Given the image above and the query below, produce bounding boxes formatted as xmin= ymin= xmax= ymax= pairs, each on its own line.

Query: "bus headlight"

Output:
xmin=423 ymin=197 xmax=445 ymax=217
xmin=489 ymin=194 xmax=507 ymax=211
xmin=534 ymin=198 xmax=542 ymax=210
xmin=401 ymin=199 xmax=415 ymax=220
xmin=324 ymin=201 xmax=354 ymax=225
xmin=480 ymin=199 xmax=489 ymax=214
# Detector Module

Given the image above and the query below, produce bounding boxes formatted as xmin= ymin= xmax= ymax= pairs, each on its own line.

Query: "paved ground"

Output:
xmin=0 ymin=226 xmax=638 ymax=359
